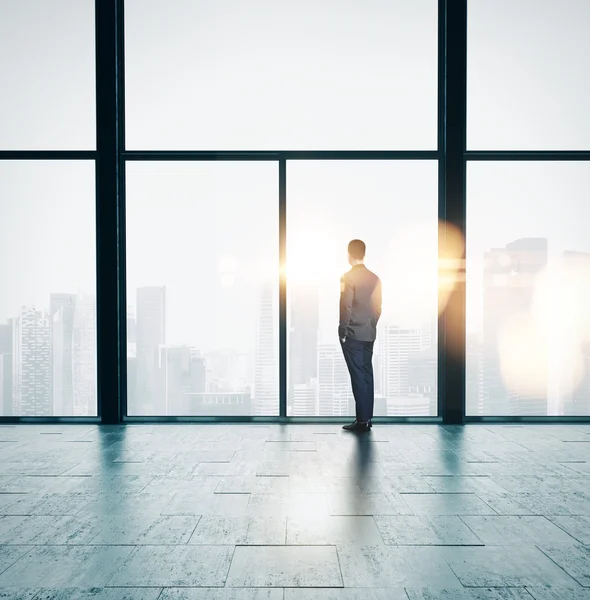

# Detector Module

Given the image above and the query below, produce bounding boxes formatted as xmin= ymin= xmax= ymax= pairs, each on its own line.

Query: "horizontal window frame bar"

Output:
xmin=123 ymin=416 xmax=443 ymax=424
xmin=465 ymin=416 xmax=590 ymax=423
xmin=0 ymin=151 xmax=97 ymax=160
xmin=122 ymin=150 xmax=440 ymax=161
xmin=465 ymin=151 xmax=590 ymax=161
xmin=0 ymin=417 xmax=101 ymax=424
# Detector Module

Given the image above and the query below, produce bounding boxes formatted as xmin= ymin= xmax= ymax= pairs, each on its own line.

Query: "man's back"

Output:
xmin=339 ymin=264 xmax=382 ymax=342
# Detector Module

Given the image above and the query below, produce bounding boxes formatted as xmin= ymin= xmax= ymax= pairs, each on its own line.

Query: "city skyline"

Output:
xmin=2 ymin=228 xmax=590 ymax=417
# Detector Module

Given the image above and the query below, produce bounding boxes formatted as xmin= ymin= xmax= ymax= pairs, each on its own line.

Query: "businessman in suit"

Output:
xmin=339 ymin=239 xmax=382 ymax=432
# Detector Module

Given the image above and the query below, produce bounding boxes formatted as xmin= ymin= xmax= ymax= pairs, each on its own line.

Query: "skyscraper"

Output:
xmin=560 ymin=251 xmax=590 ymax=416
xmin=52 ymin=299 xmax=76 ymax=415
xmin=483 ymin=238 xmax=548 ymax=415
xmin=157 ymin=345 xmax=206 ymax=415
xmin=379 ymin=325 xmax=423 ymax=400
xmin=0 ymin=354 xmax=13 ymax=417
xmin=466 ymin=332 xmax=484 ymax=415
xmin=318 ymin=344 xmax=352 ymax=416
xmin=13 ymin=307 xmax=51 ymax=416
xmin=254 ymin=283 xmax=278 ymax=415
xmin=71 ymin=294 xmax=97 ymax=416
xmin=408 ymin=345 xmax=437 ymax=416
xmin=288 ymin=283 xmax=319 ymax=411
xmin=50 ymin=293 xmax=76 ymax=319
xmin=293 ymin=381 xmax=317 ymax=416
xmin=135 ymin=286 xmax=166 ymax=415
xmin=0 ymin=321 xmax=12 ymax=416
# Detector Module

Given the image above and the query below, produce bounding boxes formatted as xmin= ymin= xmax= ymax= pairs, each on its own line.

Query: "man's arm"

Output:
xmin=339 ymin=276 xmax=353 ymax=340
xmin=374 ymin=279 xmax=382 ymax=323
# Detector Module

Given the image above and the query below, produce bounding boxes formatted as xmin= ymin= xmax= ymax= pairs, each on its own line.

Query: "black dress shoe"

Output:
xmin=342 ymin=420 xmax=370 ymax=432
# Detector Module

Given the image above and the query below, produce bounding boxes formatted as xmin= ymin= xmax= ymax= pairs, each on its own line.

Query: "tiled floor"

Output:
xmin=0 ymin=423 xmax=589 ymax=599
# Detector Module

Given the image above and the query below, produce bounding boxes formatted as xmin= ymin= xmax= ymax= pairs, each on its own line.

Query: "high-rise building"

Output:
xmin=135 ymin=286 xmax=166 ymax=415
xmin=560 ymin=251 xmax=590 ymax=416
xmin=483 ymin=238 xmax=548 ymax=415
xmin=186 ymin=392 xmax=251 ymax=416
xmin=71 ymin=294 xmax=96 ymax=416
xmin=204 ymin=350 xmax=249 ymax=394
xmin=0 ymin=321 xmax=12 ymax=416
xmin=127 ymin=306 xmax=137 ymax=345
xmin=379 ymin=325 xmax=423 ymax=401
xmin=466 ymin=332 xmax=484 ymax=415
xmin=288 ymin=283 xmax=319 ymax=411
xmin=12 ymin=307 xmax=51 ymax=416
xmin=254 ymin=283 xmax=278 ymax=415
xmin=293 ymin=381 xmax=317 ymax=416
xmin=157 ymin=345 xmax=206 ymax=415
xmin=52 ymin=299 xmax=76 ymax=415
xmin=50 ymin=293 xmax=76 ymax=319
xmin=408 ymin=345 xmax=437 ymax=416
xmin=318 ymin=344 xmax=352 ymax=416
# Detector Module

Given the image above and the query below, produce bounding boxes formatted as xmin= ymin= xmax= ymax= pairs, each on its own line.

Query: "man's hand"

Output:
xmin=340 ymin=337 xmax=346 ymax=344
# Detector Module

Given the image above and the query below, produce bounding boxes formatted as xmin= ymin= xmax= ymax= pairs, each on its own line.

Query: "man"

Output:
xmin=339 ymin=239 xmax=382 ymax=432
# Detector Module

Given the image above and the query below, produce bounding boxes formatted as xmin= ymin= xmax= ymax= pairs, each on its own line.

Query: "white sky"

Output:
xmin=1 ymin=1 xmax=589 ymax=359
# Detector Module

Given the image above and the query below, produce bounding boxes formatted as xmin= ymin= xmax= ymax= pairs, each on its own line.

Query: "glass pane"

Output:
xmin=0 ymin=161 xmax=97 ymax=416
xmin=466 ymin=162 xmax=590 ymax=416
xmin=0 ymin=0 xmax=96 ymax=150
xmin=126 ymin=162 xmax=279 ymax=416
xmin=467 ymin=0 xmax=590 ymax=150
xmin=125 ymin=0 xmax=437 ymax=150
xmin=287 ymin=161 xmax=439 ymax=417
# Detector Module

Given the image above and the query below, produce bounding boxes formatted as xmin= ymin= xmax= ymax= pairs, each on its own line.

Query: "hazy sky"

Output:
xmin=124 ymin=0 xmax=438 ymax=150
xmin=0 ymin=161 xmax=96 ymax=321
xmin=0 ymin=0 xmax=95 ymax=150
xmin=467 ymin=0 xmax=590 ymax=150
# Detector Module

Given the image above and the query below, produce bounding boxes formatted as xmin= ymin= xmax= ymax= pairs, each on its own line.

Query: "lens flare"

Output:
xmin=496 ymin=252 xmax=590 ymax=400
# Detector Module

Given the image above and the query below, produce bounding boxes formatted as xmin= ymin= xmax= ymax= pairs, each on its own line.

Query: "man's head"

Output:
xmin=348 ymin=239 xmax=366 ymax=266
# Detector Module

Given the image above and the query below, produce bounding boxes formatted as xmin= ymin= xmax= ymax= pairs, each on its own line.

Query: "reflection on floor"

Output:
xmin=0 ymin=424 xmax=589 ymax=599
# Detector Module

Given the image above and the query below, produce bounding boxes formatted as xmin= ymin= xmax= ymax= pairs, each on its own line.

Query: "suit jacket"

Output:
xmin=339 ymin=264 xmax=382 ymax=342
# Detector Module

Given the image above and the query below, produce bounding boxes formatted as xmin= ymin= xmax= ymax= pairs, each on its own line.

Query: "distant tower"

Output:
xmin=13 ymin=307 xmax=51 ymax=416
xmin=293 ymin=381 xmax=317 ymax=417
xmin=560 ymin=251 xmax=590 ymax=416
xmin=254 ymin=283 xmax=278 ymax=415
xmin=71 ymin=293 xmax=97 ymax=416
xmin=317 ymin=344 xmax=352 ymax=416
xmin=379 ymin=325 xmax=422 ymax=401
xmin=288 ymin=283 xmax=319 ymax=413
xmin=466 ymin=333 xmax=484 ymax=415
xmin=158 ymin=345 xmax=206 ymax=415
xmin=135 ymin=286 xmax=166 ymax=415
xmin=0 ymin=320 xmax=13 ymax=416
xmin=52 ymin=297 xmax=76 ymax=415
xmin=483 ymin=238 xmax=548 ymax=415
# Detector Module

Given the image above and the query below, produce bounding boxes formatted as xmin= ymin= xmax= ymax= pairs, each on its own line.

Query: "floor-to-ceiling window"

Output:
xmin=125 ymin=162 xmax=279 ymax=417
xmin=287 ymin=161 xmax=440 ymax=417
xmin=3 ymin=1 xmax=587 ymax=423
xmin=123 ymin=0 xmax=440 ymax=418
xmin=465 ymin=0 xmax=590 ymax=416
xmin=0 ymin=0 xmax=97 ymax=417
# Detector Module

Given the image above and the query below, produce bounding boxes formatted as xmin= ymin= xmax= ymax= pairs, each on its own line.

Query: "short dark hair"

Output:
xmin=348 ymin=239 xmax=366 ymax=260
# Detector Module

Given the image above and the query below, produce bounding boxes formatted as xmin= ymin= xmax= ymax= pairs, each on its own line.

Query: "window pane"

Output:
xmin=126 ymin=162 xmax=279 ymax=416
xmin=287 ymin=161 xmax=439 ymax=417
xmin=466 ymin=162 xmax=590 ymax=416
xmin=0 ymin=161 xmax=97 ymax=416
xmin=467 ymin=0 xmax=590 ymax=151
xmin=0 ymin=0 xmax=96 ymax=150
xmin=125 ymin=0 xmax=437 ymax=150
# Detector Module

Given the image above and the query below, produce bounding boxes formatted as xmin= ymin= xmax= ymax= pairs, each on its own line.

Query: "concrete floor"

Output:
xmin=0 ymin=424 xmax=589 ymax=599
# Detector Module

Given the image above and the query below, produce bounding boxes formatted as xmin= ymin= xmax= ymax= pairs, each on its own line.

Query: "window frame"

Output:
xmin=1 ymin=0 xmax=588 ymax=423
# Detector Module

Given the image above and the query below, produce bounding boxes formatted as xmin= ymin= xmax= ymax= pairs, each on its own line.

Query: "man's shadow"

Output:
xmin=352 ymin=429 xmax=374 ymax=484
